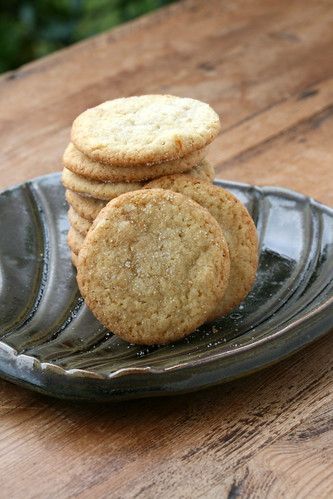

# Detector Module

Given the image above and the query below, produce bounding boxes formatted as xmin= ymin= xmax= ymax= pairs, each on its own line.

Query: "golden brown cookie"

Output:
xmin=145 ymin=176 xmax=258 ymax=318
xmin=68 ymin=207 xmax=92 ymax=236
xmin=62 ymin=158 xmax=214 ymax=202
xmin=62 ymin=167 xmax=142 ymax=201
xmin=188 ymin=158 xmax=215 ymax=183
xmin=71 ymin=251 xmax=79 ymax=268
xmin=77 ymin=189 xmax=230 ymax=345
xmin=65 ymin=190 xmax=107 ymax=221
xmin=71 ymin=95 xmax=221 ymax=165
xmin=67 ymin=226 xmax=85 ymax=255
xmin=63 ymin=142 xmax=205 ymax=182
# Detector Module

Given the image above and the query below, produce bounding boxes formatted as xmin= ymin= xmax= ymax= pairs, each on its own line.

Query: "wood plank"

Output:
xmin=213 ymin=77 xmax=333 ymax=164
xmin=214 ymin=84 xmax=333 ymax=205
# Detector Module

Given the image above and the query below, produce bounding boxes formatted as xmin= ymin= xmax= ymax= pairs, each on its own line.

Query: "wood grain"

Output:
xmin=0 ymin=0 xmax=332 ymax=497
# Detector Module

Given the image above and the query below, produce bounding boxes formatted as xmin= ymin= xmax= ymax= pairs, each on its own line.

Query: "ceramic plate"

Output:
xmin=0 ymin=174 xmax=332 ymax=401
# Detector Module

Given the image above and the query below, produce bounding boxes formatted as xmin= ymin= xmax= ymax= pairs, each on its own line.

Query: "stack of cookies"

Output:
xmin=62 ymin=95 xmax=220 ymax=265
xmin=62 ymin=94 xmax=258 ymax=345
xmin=77 ymin=184 xmax=258 ymax=345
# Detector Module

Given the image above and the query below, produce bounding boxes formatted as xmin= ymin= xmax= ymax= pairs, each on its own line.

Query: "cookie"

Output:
xmin=67 ymin=226 xmax=85 ymax=255
xmin=188 ymin=158 xmax=215 ymax=183
xmin=63 ymin=142 xmax=205 ymax=183
xmin=71 ymin=251 xmax=79 ymax=268
xmin=77 ymin=189 xmax=230 ymax=345
xmin=65 ymin=190 xmax=107 ymax=221
xmin=71 ymin=95 xmax=221 ymax=165
xmin=62 ymin=158 xmax=214 ymax=202
xmin=63 ymin=167 xmax=142 ymax=201
xmin=145 ymin=176 xmax=258 ymax=318
xmin=68 ymin=207 xmax=92 ymax=236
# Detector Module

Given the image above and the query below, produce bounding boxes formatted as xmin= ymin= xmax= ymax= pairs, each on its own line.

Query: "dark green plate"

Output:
xmin=0 ymin=174 xmax=332 ymax=401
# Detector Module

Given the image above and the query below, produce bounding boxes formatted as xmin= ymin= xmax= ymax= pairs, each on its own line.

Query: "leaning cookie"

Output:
xmin=63 ymin=142 xmax=205 ymax=183
xmin=145 ymin=176 xmax=258 ymax=318
xmin=71 ymin=95 xmax=221 ymax=165
xmin=77 ymin=189 xmax=230 ymax=345
xmin=65 ymin=190 xmax=107 ymax=221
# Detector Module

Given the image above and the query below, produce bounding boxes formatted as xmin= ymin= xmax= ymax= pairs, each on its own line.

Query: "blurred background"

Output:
xmin=0 ymin=0 xmax=177 ymax=74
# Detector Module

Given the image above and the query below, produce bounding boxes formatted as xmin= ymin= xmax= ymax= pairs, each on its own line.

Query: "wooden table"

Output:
xmin=1 ymin=1 xmax=332 ymax=497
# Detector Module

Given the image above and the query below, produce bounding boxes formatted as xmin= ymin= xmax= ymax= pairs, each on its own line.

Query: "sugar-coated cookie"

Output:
xmin=77 ymin=189 xmax=230 ymax=345
xmin=65 ymin=190 xmax=107 ymax=221
xmin=63 ymin=167 xmax=142 ymax=201
xmin=145 ymin=176 xmax=258 ymax=318
xmin=63 ymin=158 xmax=214 ymax=201
xmin=63 ymin=142 xmax=205 ymax=182
xmin=71 ymin=251 xmax=78 ymax=268
xmin=67 ymin=226 xmax=85 ymax=255
xmin=71 ymin=95 xmax=220 ymax=165
xmin=68 ymin=207 xmax=92 ymax=236
xmin=188 ymin=159 xmax=215 ymax=183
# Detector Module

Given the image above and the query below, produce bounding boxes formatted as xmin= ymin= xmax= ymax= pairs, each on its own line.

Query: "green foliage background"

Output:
xmin=0 ymin=0 xmax=176 ymax=73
